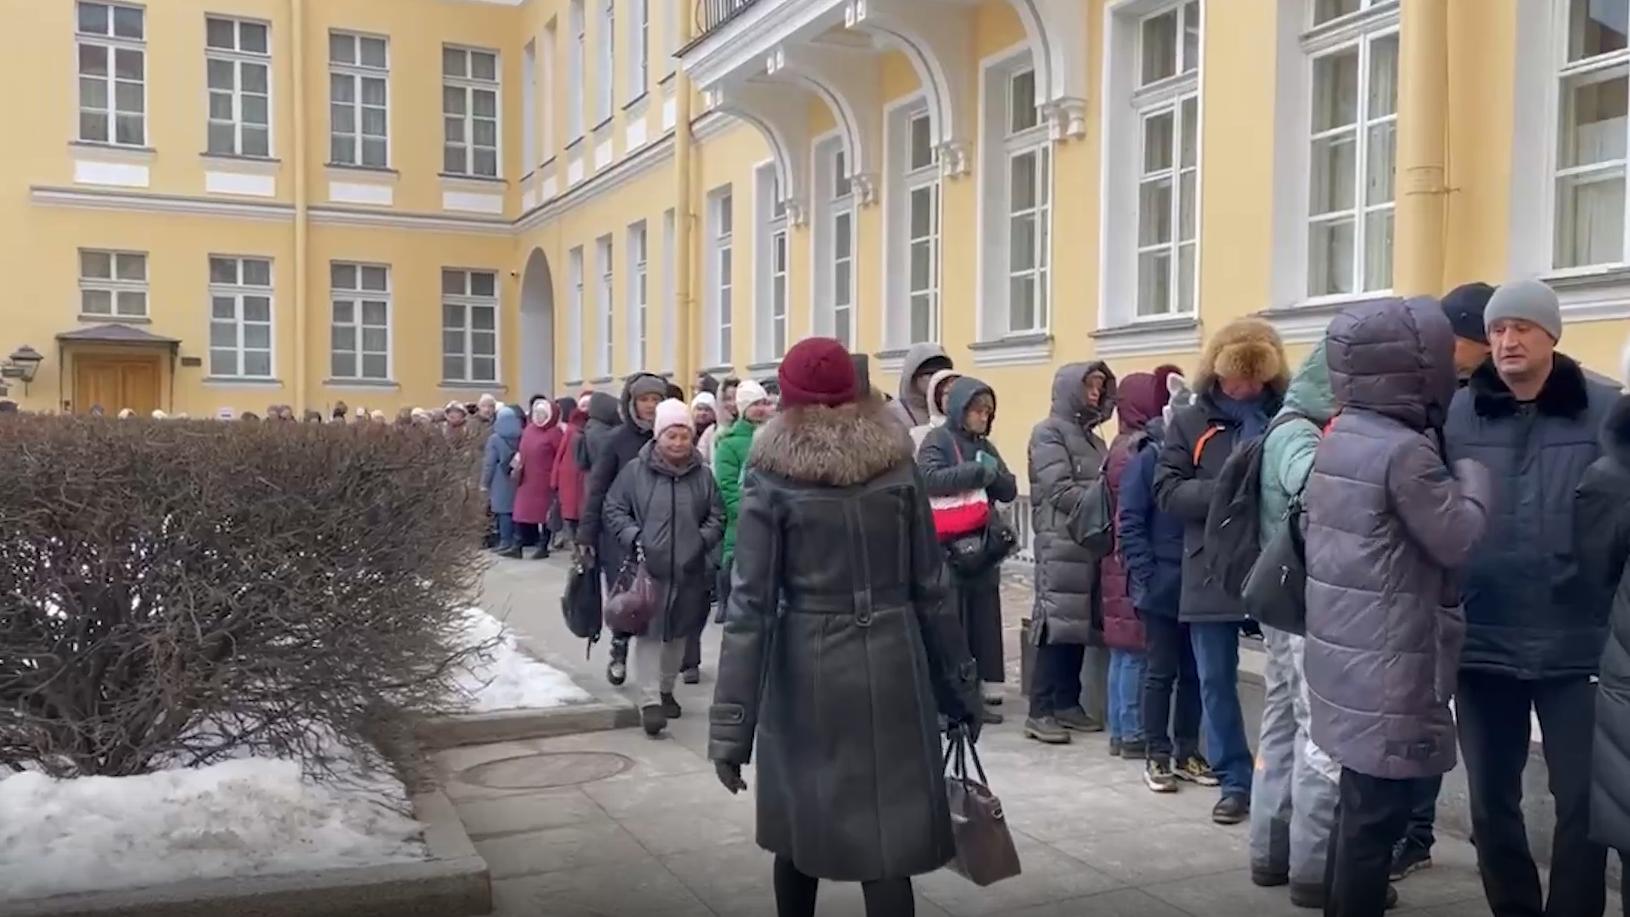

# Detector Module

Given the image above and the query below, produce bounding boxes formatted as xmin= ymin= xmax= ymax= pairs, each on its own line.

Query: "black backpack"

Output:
xmin=561 ymin=557 xmax=604 ymax=649
xmin=1202 ymin=411 xmax=1309 ymax=596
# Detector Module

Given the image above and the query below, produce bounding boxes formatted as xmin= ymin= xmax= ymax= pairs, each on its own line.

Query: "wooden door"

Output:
xmin=73 ymin=356 xmax=160 ymax=415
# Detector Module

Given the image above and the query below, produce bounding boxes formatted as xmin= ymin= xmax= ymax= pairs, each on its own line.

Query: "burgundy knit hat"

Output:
xmin=778 ymin=337 xmax=860 ymax=409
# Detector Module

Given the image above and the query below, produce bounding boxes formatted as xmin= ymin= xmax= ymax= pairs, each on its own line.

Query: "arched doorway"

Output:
xmin=518 ymin=248 xmax=555 ymax=398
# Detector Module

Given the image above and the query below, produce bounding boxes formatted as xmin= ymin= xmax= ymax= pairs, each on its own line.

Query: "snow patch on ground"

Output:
xmin=452 ymin=607 xmax=592 ymax=712
xmin=0 ymin=757 xmax=426 ymax=900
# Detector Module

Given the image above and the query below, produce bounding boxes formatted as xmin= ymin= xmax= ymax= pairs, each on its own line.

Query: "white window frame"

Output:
xmin=629 ymin=0 xmax=650 ymax=102
xmin=568 ymin=0 xmax=586 ymax=140
xmin=205 ymin=16 xmax=272 ymax=158
xmin=1549 ymin=0 xmax=1630 ymax=273
xmin=595 ymin=0 xmax=615 ymax=124
xmin=662 ymin=209 xmax=677 ymax=372
xmin=328 ymin=31 xmax=390 ymax=168
xmin=76 ymin=1 xmax=146 ymax=147
xmin=628 ymin=222 xmax=649 ymax=369
xmin=755 ymin=162 xmax=790 ymax=361
xmin=566 ymin=246 xmax=584 ymax=380
xmin=978 ymin=50 xmax=1054 ymax=340
xmin=1132 ymin=2 xmax=1200 ymax=319
xmin=523 ymin=39 xmax=539 ymax=169
xmin=663 ymin=0 xmax=677 ymax=77
xmin=811 ymin=136 xmax=856 ymax=346
xmin=443 ymin=45 xmax=501 ymax=178
xmin=885 ymin=100 xmax=943 ymax=348
xmin=596 ymin=234 xmax=614 ymax=376
xmin=1005 ymin=67 xmax=1051 ymax=335
xmin=78 ymin=248 xmax=147 ymax=319
xmin=542 ymin=19 xmax=559 ymax=160
xmin=209 ymin=255 xmax=274 ymax=380
xmin=441 ymin=269 xmax=500 ymax=384
xmin=707 ymin=187 xmax=735 ymax=366
xmin=329 ymin=262 xmax=392 ymax=382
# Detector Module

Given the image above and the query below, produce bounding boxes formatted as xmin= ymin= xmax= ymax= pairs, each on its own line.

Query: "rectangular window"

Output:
xmin=757 ymin=164 xmax=790 ymax=360
xmin=441 ymin=269 xmax=498 ymax=383
xmin=1006 ymin=68 xmax=1051 ymax=332
xmin=1555 ymin=0 xmax=1630 ymax=269
xmin=205 ymin=16 xmax=270 ymax=157
xmin=567 ymin=246 xmax=584 ymax=380
xmin=628 ymin=222 xmax=648 ymax=369
xmin=522 ymin=40 xmax=538 ymax=167
xmin=568 ymin=1 xmax=586 ymax=139
xmin=596 ymin=0 xmax=614 ymax=123
xmin=629 ymin=0 xmax=650 ymax=101
xmin=1131 ymin=1 xmax=1200 ymax=317
xmin=662 ymin=209 xmax=676 ymax=371
xmin=330 ymin=262 xmax=391 ymax=380
xmin=443 ymin=46 xmax=500 ymax=177
xmin=710 ymin=190 xmax=734 ymax=365
xmin=597 ymin=235 xmax=614 ymax=376
xmin=1307 ymin=31 xmax=1397 ymax=295
xmin=329 ymin=31 xmax=389 ymax=167
xmin=907 ymin=112 xmax=940 ymax=343
xmin=78 ymin=248 xmax=147 ymax=318
xmin=209 ymin=256 xmax=273 ymax=379
xmin=77 ymin=1 xmax=145 ymax=146
xmin=543 ymin=20 xmax=558 ymax=158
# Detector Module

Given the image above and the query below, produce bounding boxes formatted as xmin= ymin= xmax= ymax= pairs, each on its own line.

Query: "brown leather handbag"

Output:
xmin=943 ymin=728 xmax=1022 ymax=886
xmin=604 ymin=551 xmax=659 ymax=634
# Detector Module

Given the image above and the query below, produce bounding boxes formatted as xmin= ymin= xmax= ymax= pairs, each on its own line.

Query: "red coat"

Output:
xmin=513 ymin=419 xmax=564 ymax=525
xmin=551 ymin=417 xmax=588 ymax=522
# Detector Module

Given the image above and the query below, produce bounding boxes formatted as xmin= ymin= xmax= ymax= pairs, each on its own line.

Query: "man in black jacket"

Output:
xmin=1445 ymin=279 xmax=1619 ymax=917
xmin=578 ymin=371 xmax=668 ymax=686
xmin=1155 ymin=317 xmax=1288 ymax=826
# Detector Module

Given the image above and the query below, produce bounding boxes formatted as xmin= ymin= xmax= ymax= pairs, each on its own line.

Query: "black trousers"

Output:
xmin=1325 ymin=768 xmax=1412 ymax=917
xmin=1403 ymin=775 xmax=1441 ymax=852
xmin=1141 ymin=611 xmax=1201 ymax=764
xmin=951 ymin=569 xmax=1005 ymax=684
xmin=1457 ymin=671 xmax=1605 ymax=917
xmin=773 ymin=856 xmax=913 ymax=917
xmin=1028 ymin=637 xmax=1084 ymax=718
xmin=684 ymin=562 xmax=731 ymax=673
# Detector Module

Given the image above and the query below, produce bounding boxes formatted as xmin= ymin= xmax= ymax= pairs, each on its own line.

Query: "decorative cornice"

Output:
xmin=30 ymin=186 xmax=294 ymax=222
xmin=309 ymin=205 xmax=511 ymax=235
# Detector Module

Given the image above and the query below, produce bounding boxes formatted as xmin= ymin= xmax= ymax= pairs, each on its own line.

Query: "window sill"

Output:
xmin=968 ymin=333 xmax=1052 ymax=368
xmin=202 ymin=376 xmax=283 ymax=387
xmin=324 ymin=378 xmax=399 ymax=389
xmin=70 ymin=141 xmax=156 ymax=163
xmin=699 ymin=364 xmax=735 ymax=377
xmin=78 ymin=314 xmax=151 ymax=325
xmin=439 ymin=380 xmax=505 ymax=391
xmin=1091 ymin=316 xmax=1202 ymax=357
xmin=563 ymin=378 xmax=585 ymax=389
xmin=437 ymin=172 xmax=506 ymax=185
xmin=200 ymin=152 xmax=280 ymax=172
xmin=324 ymin=163 xmax=399 ymax=179
xmin=874 ymin=347 xmax=909 ymax=375
xmin=622 ymin=91 xmax=650 ymax=112
xmin=659 ymin=71 xmax=677 ymax=87
xmin=592 ymin=116 xmax=615 ymax=135
xmin=1544 ymin=266 xmax=1630 ymax=323
xmin=564 ymin=136 xmax=586 ymax=153
xmin=587 ymin=376 xmax=615 ymax=386
xmin=1257 ymin=296 xmax=1384 ymax=345
xmin=745 ymin=360 xmax=780 ymax=374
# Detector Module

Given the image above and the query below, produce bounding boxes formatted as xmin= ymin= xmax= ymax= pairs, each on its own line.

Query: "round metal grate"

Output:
xmin=459 ymin=751 xmax=634 ymax=790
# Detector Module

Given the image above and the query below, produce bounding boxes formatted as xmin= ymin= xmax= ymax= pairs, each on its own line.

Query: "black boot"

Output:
xmin=607 ymin=635 xmax=629 ymax=686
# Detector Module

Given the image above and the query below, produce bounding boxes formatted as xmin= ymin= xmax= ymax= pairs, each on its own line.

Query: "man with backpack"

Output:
xmin=1155 ymin=317 xmax=1289 ymax=825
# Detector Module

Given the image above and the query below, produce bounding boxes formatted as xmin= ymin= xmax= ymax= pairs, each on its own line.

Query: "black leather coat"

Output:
xmin=709 ymin=398 xmax=980 ymax=882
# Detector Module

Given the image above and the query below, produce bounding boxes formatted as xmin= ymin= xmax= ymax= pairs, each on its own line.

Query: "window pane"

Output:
xmin=243 ymin=260 xmax=271 ymax=286
xmin=911 ymin=187 xmax=933 ymax=238
xmin=362 ymin=107 xmax=387 ymax=136
xmin=207 ymin=122 xmax=235 ymax=154
xmin=79 ymin=3 xmax=109 ymax=35
xmin=360 ymin=37 xmax=387 ymax=68
xmin=1179 ymin=171 xmax=1197 ymax=241
xmin=244 ymin=127 xmax=270 ymax=157
xmin=80 ymin=111 xmax=108 ymax=142
xmin=472 ymin=52 xmax=497 ymax=81
xmin=115 ymin=108 xmax=143 ymax=142
xmin=244 ymin=351 xmax=271 ymax=377
xmin=330 ymin=32 xmax=355 ymax=64
xmin=242 ymin=95 xmax=267 ymax=125
xmin=212 ymin=348 xmax=239 ymax=377
xmin=361 ymin=300 xmax=388 ymax=324
xmin=1569 ymin=0 xmax=1629 ymax=62
xmin=207 ymin=18 xmax=235 ymax=49
xmin=210 ymin=257 xmax=238 ymax=284
xmin=1369 ymin=34 xmax=1399 ymax=118
xmin=834 ymin=308 xmax=849 ymax=345
xmin=442 ymin=328 xmax=464 ymax=356
xmin=441 ymin=354 xmax=464 ymax=381
xmin=115 ymin=48 xmax=142 ymax=80
xmin=1313 ymin=0 xmax=1361 ymax=26
xmin=1010 ymin=69 xmax=1038 ymax=132
xmin=445 ymin=117 xmax=465 ymax=144
xmin=1555 ymin=170 xmax=1627 ymax=268
xmin=361 ymin=327 xmax=388 ymax=352
xmin=241 ymin=23 xmax=268 ymax=54
xmin=207 ymin=58 xmax=234 ymax=91
xmin=471 ymin=272 xmax=496 ymax=296
xmin=442 ymin=270 xmax=464 ymax=295
xmin=1181 ymin=97 xmax=1198 ymax=168
xmin=910 ymin=115 xmax=933 ymax=171
xmin=332 ymin=352 xmax=356 ymax=378
xmin=1177 ymin=242 xmax=1197 ymax=314
xmin=1366 ymin=120 xmax=1397 ymax=205
xmin=79 ymin=43 xmax=107 ymax=76
xmin=80 ymin=76 xmax=108 ymax=110
xmin=244 ymin=296 xmax=271 ymax=321
xmin=212 ymin=296 xmax=235 ymax=318
xmin=81 ymin=250 xmax=112 ymax=278
xmin=1138 ymin=250 xmax=1171 ymax=316
xmin=209 ymin=92 xmax=234 ymax=120
xmin=473 ymin=91 xmax=497 ymax=120
xmin=331 ymin=263 xmax=357 ymax=289
xmin=362 ymin=138 xmax=387 ymax=167
xmin=1310 ymin=132 xmax=1358 ymax=214
xmin=362 ymin=354 xmax=388 ymax=379
xmin=1182 ymin=1 xmax=1200 ymax=73
xmin=116 ymin=253 xmax=145 ymax=280
xmin=1140 ymin=11 xmax=1178 ymax=85
xmin=1011 ymin=214 xmax=1037 ymax=270
xmin=1559 ymin=71 xmax=1629 ymax=169
xmin=911 ymin=239 xmax=932 ymax=291
xmin=1138 ymin=178 xmax=1174 ymax=245
xmin=473 ymin=357 xmax=496 ymax=381
xmin=910 ymin=293 xmax=932 ymax=342
xmin=244 ymin=323 xmax=271 ymax=349
xmin=331 ymin=321 xmax=354 ymax=349
xmin=1143 ymin=111 xmax=1174 ymax=173
xmin=1363 ymin=209 xmax=1394 ymax=290
xmin=1309 ymin=218 xmax=1357 ymax=295
xmin=834 ymin=260 xmax=852 ymax=304
xmin=360 ymin=266 xmax=388 ymax=290
xmin=243 ymin=63 xmax=268 ymax=95
xmin=331 ymin=73 xmax=356 ymax=104
xmin=835 ymin=212 xmax=852 ymax=254
xmin=1312 ymin=48 xmax=1359 ymax=132
xmin=116 ymin=290 xmax=146 ymax=315
xmin=473 ymin=329 xmax=496 ymax=354
xmin=472 ymin=306 xmax=496 ymax=330
xmin=112 ymin=5 xmax=142 ymax=38
xmin=1011 ymin=151 xmax=1038 ymax=211
xmin=81 ymin=289 xmax=112 ymax=314
xmin=1010 ymin=276 xmax=1035 ymax=330
xmin=361 ymin=77 xmax=387 ymax=106
xmin=443 ymin=47 xmax=466 ymax=77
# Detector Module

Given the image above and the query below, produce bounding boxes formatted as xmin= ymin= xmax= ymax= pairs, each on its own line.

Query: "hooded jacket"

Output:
xmin=576 ymin=390 xmax=621 ymax=470
xmin=1102 ymin=371 xmax=1170 ymax=651
xmin=513 ymin=404 xmax=564 ymax=525
xmin=1028 ymin=362 xmax=1115 ymax=646
xmin=1118 ymin=415 xmax=1186 ymax=618
xmin=709 ymin=397 xmax=979 ymax=882
xmin=1304 ymin=297 xmax=1492 ymax=780
xmin=918 ymin=376 xmax=1019 ymax=508
xmin=480 ymin=408 xmax=525 ymax=515
xmin=1445 ymin=353 xmax=1618 ymax=679
xmin=713 ymin=411 xmax=761 ymax=566
xmin=1575 ymin=393 xmax=1630 ymax=850
xmin=1155 ymin=318 xmax=1289 ymax=622
xmin=909 ymin=368 xmax=962 ymax=452
xmin=552 ymin=407 xmax=589 ymax=522
xmin=577 ymin=373 xmax=664 ymax=575
xmin=886 ymin=342 xmax=952 ymax=430
xmin=603 ymin=440 xmax=724 ymax=642
xmin=1258 ymin=340 xmax=1335 ymax=554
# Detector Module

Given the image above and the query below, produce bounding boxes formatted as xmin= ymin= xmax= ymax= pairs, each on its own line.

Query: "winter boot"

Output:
xmin=1024 ymin=716 xmax=1070 ymax=744
xmin=640 ymin=703 xmax=667 ymax=737
xmin=660 ymin=692 xmax=682 ymax=720
xmin=606 ymin=635 xmax=629 ymax=686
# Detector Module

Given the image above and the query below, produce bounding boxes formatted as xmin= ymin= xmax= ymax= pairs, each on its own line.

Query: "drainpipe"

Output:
xmin=674 ymin=11 xmax=696 ymax=392
xmin=291 ymin=0 xmax=311 ymax=410
xmin=1393 ymin=0 xmax=1449 ymax=296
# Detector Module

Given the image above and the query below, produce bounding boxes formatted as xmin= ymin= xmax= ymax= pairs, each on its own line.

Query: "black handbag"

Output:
xmin=946 ymin=518 xmax=1017 ymax=576
xmin=1065 ymin=469 xmax=1114 ymax=559
xmin=1241 ymin=498 xmax=1307 ymax=635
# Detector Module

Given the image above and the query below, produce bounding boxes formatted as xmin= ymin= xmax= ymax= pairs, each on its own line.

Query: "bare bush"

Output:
xmin=0 ymin=416 xmax=491 ymax=779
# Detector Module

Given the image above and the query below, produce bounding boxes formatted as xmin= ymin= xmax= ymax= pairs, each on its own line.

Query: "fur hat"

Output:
xmin=1194 ymin=317 xmax=1290 ymax=396
xmin=654 ymin=398 xmax=694 ymax=439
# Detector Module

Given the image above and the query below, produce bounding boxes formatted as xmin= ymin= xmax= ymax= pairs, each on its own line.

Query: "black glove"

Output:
xmin=574 ymin=544 xmax=596 ymax=569
xmin=715 ymin=760 xmax=747 ymax=795
xmin=947 ymin=715 xmax=981 ymax=745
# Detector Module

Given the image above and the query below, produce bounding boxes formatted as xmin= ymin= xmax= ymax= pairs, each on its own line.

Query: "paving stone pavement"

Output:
xmin=441 ymin=555 xmax=1616 ymax=917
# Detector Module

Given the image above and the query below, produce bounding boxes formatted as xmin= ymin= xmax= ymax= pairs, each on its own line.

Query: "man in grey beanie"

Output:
xmin=1444 ymin=278 xmax=1619 ymax=916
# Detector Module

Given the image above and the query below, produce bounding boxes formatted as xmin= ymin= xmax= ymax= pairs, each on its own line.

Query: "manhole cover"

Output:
xmin=460 ymin=752 xmax=634 ymax=789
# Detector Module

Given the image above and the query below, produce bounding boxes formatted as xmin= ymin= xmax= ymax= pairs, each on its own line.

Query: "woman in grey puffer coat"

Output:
xmin=1303 ymin=297 xmax=1492 ymax=916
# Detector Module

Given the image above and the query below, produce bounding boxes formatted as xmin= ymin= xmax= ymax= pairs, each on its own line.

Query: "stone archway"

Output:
xmin=518 ymin=248 xmax=555 ymax=397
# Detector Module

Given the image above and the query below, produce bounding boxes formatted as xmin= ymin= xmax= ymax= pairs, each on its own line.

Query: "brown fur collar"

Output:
xmin=1194 ymin=317 xmax=1290 ymax=396
xmin=1470 ymin=353 xmax=1592 ymax=419
xmin=748 ymin=398 xmax=913 ymax=487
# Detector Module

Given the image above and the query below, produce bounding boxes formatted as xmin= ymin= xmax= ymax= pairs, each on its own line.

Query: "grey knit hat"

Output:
xmin=1484 ymin=279 xmax=1562 ymax=341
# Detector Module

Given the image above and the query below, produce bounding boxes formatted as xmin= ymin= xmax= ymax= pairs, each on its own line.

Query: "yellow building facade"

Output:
xmin=4 ymin=0 xmax=1630 ymax=472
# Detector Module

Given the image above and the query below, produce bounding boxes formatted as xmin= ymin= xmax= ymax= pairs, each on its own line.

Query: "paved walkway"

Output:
xmin=433 ymin=555 xmax=1587 ymax=917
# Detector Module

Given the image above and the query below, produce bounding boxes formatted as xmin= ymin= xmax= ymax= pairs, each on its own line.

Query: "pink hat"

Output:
xmin=653 ymin=398 xmax=694 ymax=439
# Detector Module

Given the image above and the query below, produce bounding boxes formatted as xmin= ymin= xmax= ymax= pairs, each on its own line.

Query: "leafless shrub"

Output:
xmin=0 ymin=416 xmax=493 ymax=779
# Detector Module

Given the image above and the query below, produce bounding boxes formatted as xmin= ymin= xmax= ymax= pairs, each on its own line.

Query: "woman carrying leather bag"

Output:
xmin=603 ymin=399 xmax=724 ymax=736
xmin=710 ymin=338 xmax=982 ymax=917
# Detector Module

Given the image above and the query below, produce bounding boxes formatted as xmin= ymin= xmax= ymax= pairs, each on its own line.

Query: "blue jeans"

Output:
xmin=1191 ymin=621 xmax=1253 ymax=800
xmin=496 ymin=512 xmax=516 ymax=548
xmin=1108 ymin=649 xmax=1146 ymax=742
